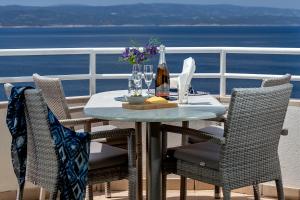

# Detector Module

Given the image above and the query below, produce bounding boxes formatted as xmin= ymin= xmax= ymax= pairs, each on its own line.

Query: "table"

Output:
xmin=84 ymin=90 xmax=226 ymax=200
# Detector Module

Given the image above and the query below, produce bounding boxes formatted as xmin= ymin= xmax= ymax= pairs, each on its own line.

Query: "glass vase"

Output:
xmin=132 ymin=64 xmax=143 ymax=96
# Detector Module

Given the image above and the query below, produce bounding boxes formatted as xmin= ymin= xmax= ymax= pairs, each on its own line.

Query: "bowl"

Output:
xmin=125 ymin=95 xmax=147 ymax=104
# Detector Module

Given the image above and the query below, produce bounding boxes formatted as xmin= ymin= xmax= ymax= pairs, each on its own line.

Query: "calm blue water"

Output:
xmin=0 ymin=26 xmax=300 ymax=100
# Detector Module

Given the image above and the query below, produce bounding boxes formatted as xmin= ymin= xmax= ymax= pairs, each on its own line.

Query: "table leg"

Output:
xmin=147 ymin=122 xmax=162 ymax=200
xmin=135 ymin=122 xmax=143 ymax=200
xmin=146 ymin=123 xmax=149 ymax=200
xmin=180 ymin=121 xmax=189 ymax=200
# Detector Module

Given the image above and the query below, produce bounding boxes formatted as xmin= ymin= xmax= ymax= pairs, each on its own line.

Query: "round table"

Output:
xmin=84 ymin=90 xmax=226 ymax=200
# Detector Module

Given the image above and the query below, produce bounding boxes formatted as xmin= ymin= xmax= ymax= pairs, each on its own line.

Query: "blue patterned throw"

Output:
xmin=6 ymin=86 xmax=33 ymax=197
xmin=6 ymin=86 xmax=90 ymax=200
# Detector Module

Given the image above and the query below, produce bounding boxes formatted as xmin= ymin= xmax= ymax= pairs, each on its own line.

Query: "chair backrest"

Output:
xmin=261 ymin=74 xmax=291 ymax=87
xmin=222 ymin=84 xmax=292 ymax=185
xmin=4 ymin=83 xmax=13 ymax=99
xmin=24 ymin=89 xmax=60 ymax=193
xmin=33 ymin=73 xmax=71 ymax=120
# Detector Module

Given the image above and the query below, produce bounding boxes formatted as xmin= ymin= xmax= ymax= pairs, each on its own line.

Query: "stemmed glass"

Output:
xmin=132 ymin=64 xmax=143 ymax=96
xmin=144 ymin=65 xmax=153 ymax=96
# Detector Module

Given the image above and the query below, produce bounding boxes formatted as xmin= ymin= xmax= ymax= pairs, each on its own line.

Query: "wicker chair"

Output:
xmin=181 ymin=74 xmax=292 ymax=198
xmin=11 ymin=88 xmax=136 ymax=200
xmin=162 ymin=83 xmax=292 ymax=200
xmin=32 ymin=73 xmax=127 ymax=197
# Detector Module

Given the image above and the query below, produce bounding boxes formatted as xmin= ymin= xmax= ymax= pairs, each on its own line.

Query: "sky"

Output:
xmin=0 ymin=0 xmax=299 ymax=9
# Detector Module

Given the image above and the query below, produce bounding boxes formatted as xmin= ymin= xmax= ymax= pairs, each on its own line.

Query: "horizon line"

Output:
xmin=0 ymin=3 xmax=299 ymax=11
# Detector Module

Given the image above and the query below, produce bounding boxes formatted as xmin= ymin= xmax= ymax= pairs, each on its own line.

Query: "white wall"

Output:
xmin=280 ymin=106 xmax=300 ymax=188
xmin=0 ymin=109 xmax=18 ymax=191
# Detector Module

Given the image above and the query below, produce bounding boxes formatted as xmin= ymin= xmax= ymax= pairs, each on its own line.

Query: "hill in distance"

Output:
xmin=0 ymin=3 xmax=300 ymax=27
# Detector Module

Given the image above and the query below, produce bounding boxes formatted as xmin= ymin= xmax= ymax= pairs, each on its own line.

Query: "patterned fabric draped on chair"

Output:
xmin=6 ymin=86 xmax=91 ymax=200
xmin=6 ymin=86 xmax=33 ymax=200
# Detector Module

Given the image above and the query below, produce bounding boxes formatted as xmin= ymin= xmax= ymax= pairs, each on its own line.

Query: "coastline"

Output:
xmin=1 ymin=24 xmax=300 ymax=29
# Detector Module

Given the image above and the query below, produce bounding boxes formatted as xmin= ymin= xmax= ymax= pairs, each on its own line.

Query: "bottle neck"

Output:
xmin=159 ymin=47 xmax=166 ymax=64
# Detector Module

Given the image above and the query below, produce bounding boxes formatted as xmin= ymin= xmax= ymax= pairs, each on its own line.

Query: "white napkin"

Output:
xmin=178 ymin=57 xmax=196 ymax=103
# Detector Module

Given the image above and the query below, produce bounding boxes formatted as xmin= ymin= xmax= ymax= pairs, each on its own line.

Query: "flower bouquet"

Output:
xmin=120 ymin=38 xmax=160 ymax=97
xmin=119 ymin=38 xmax=160 ymax=64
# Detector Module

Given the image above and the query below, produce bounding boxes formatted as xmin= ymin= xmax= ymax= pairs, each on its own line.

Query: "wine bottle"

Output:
xmin=155 ymin=45 xmax=170 ymax=99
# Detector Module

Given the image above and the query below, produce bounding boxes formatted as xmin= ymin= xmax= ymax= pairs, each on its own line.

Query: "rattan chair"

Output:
xmin=32 ymin=73 xmax=127 ymax=197
xmin=170 ymin=74 xmax=291 ymax=199
xmin=162 ymin=83 xmax=292 ymax=200
xmin=12 ymin=88 xmax=136 ymax=200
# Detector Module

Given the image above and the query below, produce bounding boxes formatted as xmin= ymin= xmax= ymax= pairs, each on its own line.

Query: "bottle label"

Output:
xmin=156 ymin=83 xmax=170 ymax=97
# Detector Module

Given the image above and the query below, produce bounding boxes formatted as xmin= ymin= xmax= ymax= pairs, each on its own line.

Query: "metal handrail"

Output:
xmin=0 ymin=47 xmax=300 ymax=97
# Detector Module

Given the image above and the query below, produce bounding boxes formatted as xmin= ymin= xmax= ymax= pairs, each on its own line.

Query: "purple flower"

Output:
xmin=121 ymin=48 xmax=129 ymax=58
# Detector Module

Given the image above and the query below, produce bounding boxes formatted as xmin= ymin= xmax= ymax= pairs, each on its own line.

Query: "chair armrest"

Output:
xmin=68 ymin=106 xmax=84 ymax=113
xmin=206 ymin=116 xmax=226 ymax=123
xmin=59 ymin=117 xmax=105 ymax=127
xmin=89 ymin=128 xmax=135 ymax=140
xmin=161 ymin=124 xmax=225 ymax=145
xmin=281 ymin=129 xmax=288 ymax=136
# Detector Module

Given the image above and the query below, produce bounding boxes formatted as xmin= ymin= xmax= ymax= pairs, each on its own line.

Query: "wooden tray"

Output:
xmin=122 ymin=102 xmax=178 ymax=110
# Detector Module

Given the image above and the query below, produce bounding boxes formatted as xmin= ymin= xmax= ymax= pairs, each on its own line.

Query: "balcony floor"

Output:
xmin=93 ymin=190 xmax=276 ymax=200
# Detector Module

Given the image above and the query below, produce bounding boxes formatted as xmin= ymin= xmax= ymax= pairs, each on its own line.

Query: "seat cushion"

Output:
xmin=167 ymin=142 xmax=221 ymax=170
xmin=89 ymin=142 xmax=128 ymax=170
xmin=188 ymin=125 xmax=224 ymax=144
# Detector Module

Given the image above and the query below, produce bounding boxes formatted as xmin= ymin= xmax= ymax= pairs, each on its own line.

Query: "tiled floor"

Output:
xmin=92 ymin=190 xmax=276 ymax=200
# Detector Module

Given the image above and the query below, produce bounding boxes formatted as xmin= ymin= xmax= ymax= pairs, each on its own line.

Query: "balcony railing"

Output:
xmin=0 ymin=46 xmax=300 ymax=101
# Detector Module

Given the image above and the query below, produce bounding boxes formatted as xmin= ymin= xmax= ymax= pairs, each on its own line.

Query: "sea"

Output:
xmin=0 ymin=26 xmax=300 ymax=100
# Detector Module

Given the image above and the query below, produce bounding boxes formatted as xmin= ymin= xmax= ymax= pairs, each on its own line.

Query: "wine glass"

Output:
xmin=144 ymin=65 xmax=153 ymax=96
xmin=132 ymin=64 xmax=142 ymax=96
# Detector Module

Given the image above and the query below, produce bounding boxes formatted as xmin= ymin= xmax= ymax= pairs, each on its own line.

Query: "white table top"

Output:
xmin=84 ymin=90 xmax=226 ymax=122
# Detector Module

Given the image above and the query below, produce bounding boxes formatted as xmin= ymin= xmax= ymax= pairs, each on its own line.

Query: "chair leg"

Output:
xmin=86 ymin=184 xmax=93 ymax=200
xmin=16 ymin=187 xmax=24 ymax=200
xmin=39 ymin=188 xmax=46 ymax=200
xmin=105 ymin=182 xmax=112 ymax=198
xmin=179 ymin=176 xmax=187 ymax=200
xmin=180 ymin=121 xmax=189 ymax=200
xmin=275 ymin=178 xmax=285 ymax=200
xmin=214 ymin=186 xmax=221 ymax=199
xmin=253 ymin=184 xmax=261 ymax=200
xmin=222 ymin=188 xmax=231 ymax=200
xmin=162 ymin=173 xmax=167 ymax=200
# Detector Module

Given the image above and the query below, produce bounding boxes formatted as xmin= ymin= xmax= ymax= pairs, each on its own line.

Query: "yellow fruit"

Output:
xmin=145 ymin=96 xmax=168 ymax=104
